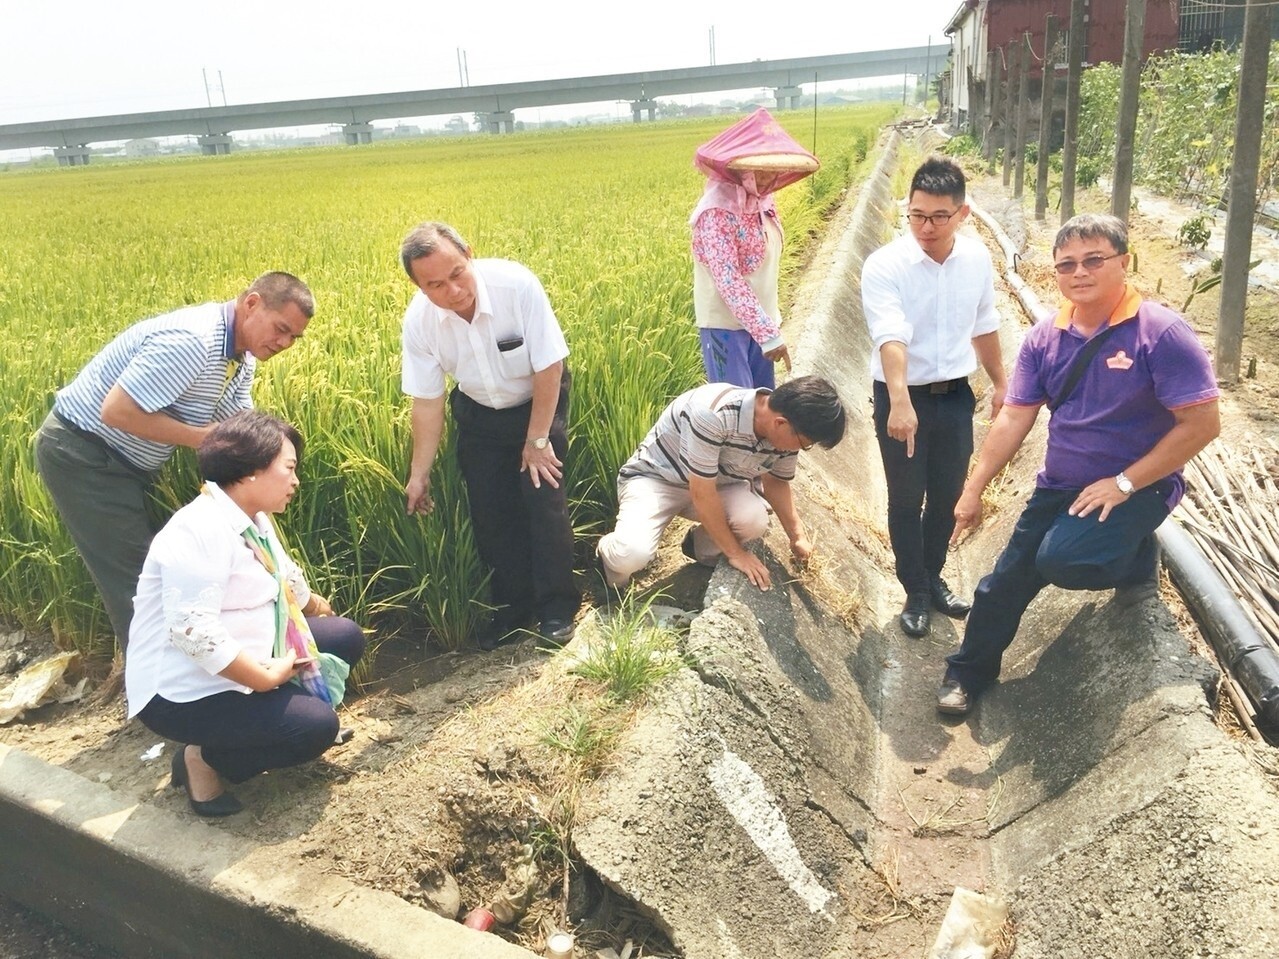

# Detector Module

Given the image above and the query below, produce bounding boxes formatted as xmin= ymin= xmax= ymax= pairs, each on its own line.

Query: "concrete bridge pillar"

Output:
xmin=197 ymin=134 xmax=233 ymax=156
xmin=630 ymin=99 xmax=657 ymax=122
xmin=54 ymin=146 xmax=92 ymax=166
xmin=774 ymin=85 xmax=803 ymax=110
xmin=478 ymin=111 xmax=515 ymax=134
xmin=343 ymin=122 xmax=374 ymax=145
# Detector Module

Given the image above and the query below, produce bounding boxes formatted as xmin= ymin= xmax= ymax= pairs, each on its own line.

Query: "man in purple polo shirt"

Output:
xmin=935 ymin=213 xmax=1220 ymax=717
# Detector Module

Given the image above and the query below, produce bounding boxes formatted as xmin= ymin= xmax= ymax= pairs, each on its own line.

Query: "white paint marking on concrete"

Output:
xmin=714 ymin=917 xmax=749 ymax=958
xmin=706 ymin=747 xmax=835 ymax=915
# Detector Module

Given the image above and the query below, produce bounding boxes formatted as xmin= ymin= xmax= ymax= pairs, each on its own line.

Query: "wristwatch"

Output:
xmin=527 ymin=437 xmax=549 ymax=451
xmin=1115 ymin=472 xmax=1135 ymax=496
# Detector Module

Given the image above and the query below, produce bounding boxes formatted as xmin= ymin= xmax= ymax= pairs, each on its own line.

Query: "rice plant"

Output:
xmin=0 ymin=105 xmax=897 ymax=657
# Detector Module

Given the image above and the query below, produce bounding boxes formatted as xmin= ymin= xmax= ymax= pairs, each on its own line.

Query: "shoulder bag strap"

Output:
xmin=1046 ymin=324 xmax=1121 ymax=413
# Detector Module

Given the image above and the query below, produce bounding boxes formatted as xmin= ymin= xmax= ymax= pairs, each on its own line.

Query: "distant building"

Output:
xmin=124 ymin=138 xmax=160 ymax=158
xmin=1179 ymin=0 xmax=1279 ymax=50
xmin=943 ymin=0 xmax=1178 ymax=132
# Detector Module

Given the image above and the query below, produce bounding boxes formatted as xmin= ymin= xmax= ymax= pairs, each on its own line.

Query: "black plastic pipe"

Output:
xmin=1158 ymin=518 xmax=1279 ymax=730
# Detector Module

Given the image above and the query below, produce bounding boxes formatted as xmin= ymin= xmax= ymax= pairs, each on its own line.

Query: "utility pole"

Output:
xmin=987 ymin=47 xmax=1004 ymax=174
xmin=709 ymin=26 xmax=716 ymax=66
xmin=1035 ymin=16 xmax=1059 ymax=220
xmin=1014 ymin=34 xmax=1031 ymax=199
xmin=1002 ymin=41 xmax=1017 ymax=187
xmin=1111 ymin=0 xmax=1147 ymax=222
xmin=983 ymin=47 xmax=999 ymax=168
xmin=1216 ymin=0 xmax=1274 ymax=383
xmin=202 ymin=68 xmax=212 ymax=108
xmin=1061 ymin=0 xmax=1086 ymax=222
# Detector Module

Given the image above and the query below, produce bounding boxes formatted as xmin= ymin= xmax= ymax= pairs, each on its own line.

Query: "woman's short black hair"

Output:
xmin=198 ymin=410 xmax=303 ymax=486
xmin=768 ymin=375 xmax=847 ymax=449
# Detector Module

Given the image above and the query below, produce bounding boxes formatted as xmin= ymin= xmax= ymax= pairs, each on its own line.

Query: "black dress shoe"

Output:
xmin=476 ymin=623 xmax=515 ymax=652
xmin=681 ymin=528 xmax=697 ymax=561
xmin=929 ymin=576 xmax=971 ymax=618
xmin=539 ymin=619 xmax=575 ymax=647
xmin=170 ymin=745 xmax=243 ymax=818
xmin=900 ymin=593 xmax=931 ymax=637
xmin=476 ymin=611 xmax=532 ymax=652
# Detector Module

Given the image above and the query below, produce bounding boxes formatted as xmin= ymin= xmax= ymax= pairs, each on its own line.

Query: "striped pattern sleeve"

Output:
xmin=116 ymin=330 xmax=212 ymax=413
xmin=681 ymin=403 xmax=732 ymax=479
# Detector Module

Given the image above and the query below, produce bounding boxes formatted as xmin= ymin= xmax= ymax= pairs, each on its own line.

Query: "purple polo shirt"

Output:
xmin=1005 ymin=286 xmax=1218 ymax=507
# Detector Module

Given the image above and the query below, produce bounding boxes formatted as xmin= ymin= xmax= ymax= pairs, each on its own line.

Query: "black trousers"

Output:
xmin=449 ymin=370 xmax=581 ymax=627
xmin=136 ymin=616 xmax=366 ymax=784
xmin=873 ymin=379 xmax=976 ymax=596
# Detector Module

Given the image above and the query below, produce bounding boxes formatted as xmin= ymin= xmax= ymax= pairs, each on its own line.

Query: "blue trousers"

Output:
xmin=136 ymin=616 xmax=365 ymax=784
xmin=699 ymin=328 xmax=775 ymax=389
xmin=944 ymin=481 xmax=1171 ymax=692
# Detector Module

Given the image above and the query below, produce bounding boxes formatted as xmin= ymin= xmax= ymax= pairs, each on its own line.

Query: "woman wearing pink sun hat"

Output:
xmin=691 ymin=107 xmax=819 ymax=389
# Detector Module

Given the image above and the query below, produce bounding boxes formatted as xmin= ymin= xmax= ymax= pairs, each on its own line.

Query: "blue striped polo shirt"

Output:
xmin=618 ymin=383 xmax=797 ymax=487
xmin=53 ymin=300 xmax=255 ymax=472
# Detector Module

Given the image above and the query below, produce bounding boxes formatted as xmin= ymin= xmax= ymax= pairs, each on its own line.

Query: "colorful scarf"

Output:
xmin=240 ymin=520 xmax=346 ymax=707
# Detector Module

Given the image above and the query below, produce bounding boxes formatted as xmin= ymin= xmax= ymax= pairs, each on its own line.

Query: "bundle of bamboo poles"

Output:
xmin=1179 ymin=438 xmax=1279 ymax=735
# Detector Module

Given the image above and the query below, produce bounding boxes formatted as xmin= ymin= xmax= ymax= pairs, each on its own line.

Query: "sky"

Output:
xmin=0 ymin=0 xmax=961 ymax=126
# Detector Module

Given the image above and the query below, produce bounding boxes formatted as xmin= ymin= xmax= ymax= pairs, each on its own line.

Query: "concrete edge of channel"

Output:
xmin=0 ymin=743 xmax=536 ymax=959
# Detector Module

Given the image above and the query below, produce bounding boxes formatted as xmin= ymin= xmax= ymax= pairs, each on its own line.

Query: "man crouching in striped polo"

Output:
xmin=596 ymin=375 xmax=846 ymax=594
xmin=35 ymin=272 xmax=314 ymax=652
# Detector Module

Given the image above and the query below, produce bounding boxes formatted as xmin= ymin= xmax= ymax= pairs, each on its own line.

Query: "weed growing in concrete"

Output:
xmin=540 ymin=702 xmax=626 ymax=776
xmin=570 ymin=594 xmax=687 ymax=704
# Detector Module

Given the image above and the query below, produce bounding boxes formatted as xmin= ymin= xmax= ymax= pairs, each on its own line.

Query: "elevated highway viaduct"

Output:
xmin=0 ymin=46 xmax=941 ymax=164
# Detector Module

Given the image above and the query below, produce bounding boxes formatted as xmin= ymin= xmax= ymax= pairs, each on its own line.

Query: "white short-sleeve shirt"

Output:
xmin=401 ymin=258 xmax=570 ymax=410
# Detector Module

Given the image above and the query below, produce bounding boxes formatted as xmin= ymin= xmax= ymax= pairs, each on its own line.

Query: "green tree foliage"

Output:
xmin=1077 ymin=43 xmax=1279 ymax=211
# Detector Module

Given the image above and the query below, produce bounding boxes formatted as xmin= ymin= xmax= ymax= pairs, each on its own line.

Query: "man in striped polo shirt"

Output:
xmin=597 ymin=375 xmax=846 ymax=593
xmin=35 ymin=272 xmax=314 ymax=651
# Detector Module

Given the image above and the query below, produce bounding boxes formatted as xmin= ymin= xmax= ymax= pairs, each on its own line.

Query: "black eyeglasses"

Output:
xmin=786 ymin=421 xmax=814 ymax=451
xmin=1053 ymin=252 xmax=1124 ymax=274
xmin=906 ymin=210 xmax=960 ymax=227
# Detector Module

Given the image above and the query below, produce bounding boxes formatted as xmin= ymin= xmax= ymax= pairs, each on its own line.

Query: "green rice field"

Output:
xmin=0 ymin=105 xmax=896 ymax=654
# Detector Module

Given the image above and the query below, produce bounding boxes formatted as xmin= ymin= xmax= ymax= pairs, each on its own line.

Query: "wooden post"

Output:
xmin=1003 ymin=42 xmax=1018 ymax=187
xmin=1035 ymin=16 xmax=1060 ymax=220
xmin=986 ymin=47 xmax=1003 ymax=173
xmin=1014 ymin=34 xmax=1031 ymax=199
xmin=1216 ymin=0 xmax=1274 ymax=383
xmin=1110 ymin=0 xmax=1147 ymax=222
xmin=1061 ymin=0 xmax=1086 ymax=223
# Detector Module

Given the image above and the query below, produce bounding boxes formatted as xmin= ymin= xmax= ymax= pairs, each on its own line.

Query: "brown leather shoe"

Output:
xmin=936 ymin=679 xmax=971 ymax=716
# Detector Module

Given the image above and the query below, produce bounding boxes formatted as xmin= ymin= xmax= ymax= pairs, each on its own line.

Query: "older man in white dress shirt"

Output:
xmin=399 ymin=221 xmax=581 ymax=651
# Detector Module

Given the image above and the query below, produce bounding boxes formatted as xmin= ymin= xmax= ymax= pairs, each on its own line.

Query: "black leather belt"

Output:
xmin=908 ymin=377 xmax=968 ymax=395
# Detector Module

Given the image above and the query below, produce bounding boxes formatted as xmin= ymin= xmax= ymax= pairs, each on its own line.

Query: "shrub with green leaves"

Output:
xmin=1178 ymin=215 xmax=1212 ymax=250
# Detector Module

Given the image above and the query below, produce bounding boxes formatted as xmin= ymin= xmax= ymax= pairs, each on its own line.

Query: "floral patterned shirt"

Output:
xmin=692 ymin=207 xmax=783 ymax=345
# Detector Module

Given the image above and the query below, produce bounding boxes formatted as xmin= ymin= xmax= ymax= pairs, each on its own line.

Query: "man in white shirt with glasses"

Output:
xmin=861 ymin=156 xmax=1007 ymax=639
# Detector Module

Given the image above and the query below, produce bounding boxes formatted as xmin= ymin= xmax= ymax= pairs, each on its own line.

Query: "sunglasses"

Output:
xmin=1053 ymin=252 xmax=1124 ymax=274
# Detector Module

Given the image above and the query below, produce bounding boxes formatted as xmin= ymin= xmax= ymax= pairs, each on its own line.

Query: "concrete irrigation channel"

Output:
xmin=3 ymin=129 xmax=1279 ymax=958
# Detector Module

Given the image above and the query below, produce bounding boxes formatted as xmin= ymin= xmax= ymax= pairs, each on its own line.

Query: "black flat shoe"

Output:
xmin=170 ymin=745 xmax=244 ymax=818
xmin=900 ymin=593 xmax=931 ymax=638
xmin=930 ymin=576 xmax=972 ymax=618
